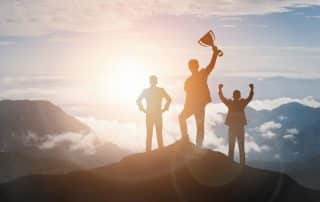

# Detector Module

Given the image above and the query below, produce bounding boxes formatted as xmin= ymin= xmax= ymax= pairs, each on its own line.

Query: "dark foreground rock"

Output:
xmin=0 ymin=141 xmax=319 ymax=202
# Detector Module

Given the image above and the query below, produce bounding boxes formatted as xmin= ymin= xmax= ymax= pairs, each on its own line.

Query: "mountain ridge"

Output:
xmin=0 ymin=100 xmax=128 ymax=183
xmin=0 ymin=141 xmax=318 ymax=202
xmin=0 ymin=99 xmax=90 ymax=138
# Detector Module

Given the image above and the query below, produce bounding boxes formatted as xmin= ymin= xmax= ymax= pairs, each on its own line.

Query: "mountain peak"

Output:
xmin=269 ymin=101 xmax=320 ymax=115
xmin=0 ymin=99 xmax=90 ymax=152
xmin=1 ymin=142 xmax=318 ymax=202
xmin=95 ymin=141 xmax=240 ymax=186
xmin=0 ymin=99 xmax=90 ymax=135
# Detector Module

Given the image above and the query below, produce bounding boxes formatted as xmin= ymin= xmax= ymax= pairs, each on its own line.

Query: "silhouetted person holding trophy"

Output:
xmin=218 ymin=83 xmax=254 ymax=166
xmin=179 ymin=30 xmax=223 ymax=147
xmin=137 ymin=75 xmax=172 ymax=152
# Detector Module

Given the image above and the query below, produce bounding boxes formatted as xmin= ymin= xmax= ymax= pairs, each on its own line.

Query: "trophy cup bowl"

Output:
xmin=198 ymin=30 xmax=223 ymax=57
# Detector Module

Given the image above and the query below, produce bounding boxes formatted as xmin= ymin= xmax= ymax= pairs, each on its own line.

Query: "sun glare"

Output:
xmin=98 ymin=58 xmax=150 ymax=103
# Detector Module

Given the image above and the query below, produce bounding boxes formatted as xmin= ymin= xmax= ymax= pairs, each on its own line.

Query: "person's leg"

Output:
xmin=237 ymin=126 xmax=245 ymax=166
xmin=146 ymin=116 xmax=153 ymax=152
xmin=179 ymin=107 xmax=193 ymax=141
xmin=228 ymin=127 xmax=236 ymax=161
xmin=155 ymin=115 xmax=164 ymax=148
xmin=195 ymin=107 xmax=205 ymax=148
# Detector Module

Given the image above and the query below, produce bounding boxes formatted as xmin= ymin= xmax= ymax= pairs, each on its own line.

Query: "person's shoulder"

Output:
xmin=199 ymin=68 xmax=206 ymax=73
xmin=186 ymin=74 xmax=192 ymax=80
xmin=239 ymin=98 xmax=248 ymax=104
xmin=199 ymin=68 xmax=209 ymax=76
xmin=143 ymin=88 xmax=150 ymax=93
xmin=223 ymin=99 xmax=232 ymax=107
xmin=156 ymin=87 xmax=166 ymax=92
xmin=148 ymin=86 xmax=163 ymax=92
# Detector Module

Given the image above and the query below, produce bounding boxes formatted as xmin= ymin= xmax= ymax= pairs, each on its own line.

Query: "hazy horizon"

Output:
xmin=1 ymin=1 xmax=320 ymax=157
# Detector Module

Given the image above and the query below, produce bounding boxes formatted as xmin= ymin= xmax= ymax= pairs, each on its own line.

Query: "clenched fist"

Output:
xmin=249 ymin=84 xmax=254 ymax=89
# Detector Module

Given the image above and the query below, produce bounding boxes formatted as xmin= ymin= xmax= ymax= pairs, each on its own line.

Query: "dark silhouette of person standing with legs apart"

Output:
xmin=179 ymin=45 xmax=222 ymax=148
xmin=137 ymin=75 xmax=172 ymax=152
xmin=218 ymin=83 xmax=254 ymax=165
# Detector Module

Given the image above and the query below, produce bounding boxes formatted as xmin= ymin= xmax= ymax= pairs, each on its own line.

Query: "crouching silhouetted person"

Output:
xmin=137 ymin=75 xmax=172 ymax=152
xmin=218 ymin=83 xmax=254 ymax=165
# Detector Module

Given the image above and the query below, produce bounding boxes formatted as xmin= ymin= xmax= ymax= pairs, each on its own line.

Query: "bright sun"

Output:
xmin=98 ymin=58 xmax=150 ymax=103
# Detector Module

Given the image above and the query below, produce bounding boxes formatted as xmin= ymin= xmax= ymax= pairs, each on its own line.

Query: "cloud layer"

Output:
xmin=1 ymin=0 xmax=320 ymax=36
xmin=0 ymin=75 xmax=319 ymax=161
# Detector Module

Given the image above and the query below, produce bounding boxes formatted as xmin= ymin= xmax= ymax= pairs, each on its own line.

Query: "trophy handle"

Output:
xmin=217 ymin=49 xmax=224 ymax=57
xmin=210 ymin=31 xmax=223 ymax=56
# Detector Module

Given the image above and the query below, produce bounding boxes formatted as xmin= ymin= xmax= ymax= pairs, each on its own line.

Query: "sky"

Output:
xmin=1 ymin=0 xmax=320 ymax=155
xmin=1 ymin=1 xmax=320 ymax=77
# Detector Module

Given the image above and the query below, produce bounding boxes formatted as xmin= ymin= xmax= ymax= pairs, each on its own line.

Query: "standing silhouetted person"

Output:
xmin=179 ymin=46 xmax=221 ymax=147
xmin=218 ymin=83 xmax=254 ymax=165
xmin=137 ymin=75 xmax=171 ymax=152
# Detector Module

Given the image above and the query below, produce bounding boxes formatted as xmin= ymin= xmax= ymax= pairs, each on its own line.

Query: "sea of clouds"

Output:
xmin=1 ymin=75 xmax=319 ymax=158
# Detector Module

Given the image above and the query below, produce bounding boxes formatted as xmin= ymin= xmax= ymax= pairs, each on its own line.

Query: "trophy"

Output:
xmin=198 ymin=30 xmax=223 ymax=56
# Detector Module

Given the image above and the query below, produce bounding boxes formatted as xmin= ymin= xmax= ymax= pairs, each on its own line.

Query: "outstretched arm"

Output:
xmin=204 ymin=46 xmax=221 ymax=75
xmin=244 ymin=84 xmax=254 ymax=106
xmin=162 ymin=89 xmax=172 ymax=112
xmin=136 ymin=90 xmax=146 ymax=113
xmin=218 ymin=84 xmax=229 ymax=105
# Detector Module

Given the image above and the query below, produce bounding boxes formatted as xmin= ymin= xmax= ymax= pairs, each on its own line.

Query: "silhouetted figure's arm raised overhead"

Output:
xmin=162 ymin=89 xmax=172 ymax=112
xmin=218 ymin=84 xmax=229 ymax=105
xmin=203 ymin=46 xmax=222 ymax=75
xmin=136 ymin=90 xmax=147 ymax=113
xmin=244 ymin=84 xmax=254 ymax=106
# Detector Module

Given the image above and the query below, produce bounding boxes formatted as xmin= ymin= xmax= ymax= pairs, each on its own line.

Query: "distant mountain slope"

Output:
xmin=0 ymin=100 xmax=128 ymax=182
xmin=0 ymin=100 xmax=90 ymax=136
xmin=0 ymin=142 xmax=318 ymax=202
xmin=214 ymin=102 xmax=320 ymax=190
xmin=246 ymin=102 xmax=320 ymax=131
xmin=0 ymin=100 xmax=90 ymax=151
xmin=213 ymin=102 xmax=320 ymax=161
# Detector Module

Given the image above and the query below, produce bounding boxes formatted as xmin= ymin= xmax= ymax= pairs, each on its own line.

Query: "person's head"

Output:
xmin=149 ymin=75 xmax=158 ymax=87
xmin=233 ymin=90 xmax=241 ymax=100
xmin=188 ymin=59 xmax=199 ymax=74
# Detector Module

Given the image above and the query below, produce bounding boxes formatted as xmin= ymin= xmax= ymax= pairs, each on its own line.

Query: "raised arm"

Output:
xmin=203 ymin=46 xmax=222 ymax=75
xmin=244 ymin=84 xmax=254 ymax=106
xmin=218 ymin=84 xmax=229 ymax=105
xmin=136 ymin=90 xmax=147 ymax=113
xmin=162 ymin=89 xmax=172 ymax=112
